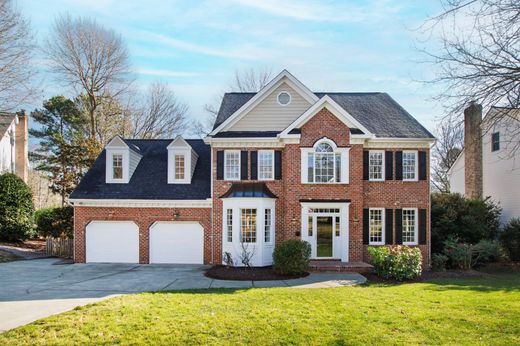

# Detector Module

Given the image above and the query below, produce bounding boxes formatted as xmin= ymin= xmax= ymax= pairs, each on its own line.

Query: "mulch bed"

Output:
xmin=365 ymin=269 xmax=492 ymax=284
xmin=205 ymin=265 xmax=309 ymax=281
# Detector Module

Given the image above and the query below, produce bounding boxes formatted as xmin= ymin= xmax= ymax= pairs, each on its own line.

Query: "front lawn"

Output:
xmin=1 ymin=273 xmax=519 ymax=345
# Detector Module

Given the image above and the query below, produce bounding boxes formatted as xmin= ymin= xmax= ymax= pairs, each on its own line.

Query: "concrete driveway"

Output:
xmin=0 ymin=258 xmax=366 ymax=332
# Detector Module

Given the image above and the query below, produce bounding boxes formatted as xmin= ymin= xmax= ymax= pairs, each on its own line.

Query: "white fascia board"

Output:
xmin=210 ymin=70 xmax=319 ymax=135
xmin=279 ymin=95 xmax=373 ymax=138
xmin=69 ymin=198 xmax=213 ymax=208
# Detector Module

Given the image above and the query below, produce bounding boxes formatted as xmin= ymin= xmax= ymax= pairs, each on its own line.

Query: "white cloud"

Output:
xmin=137 ymin=68 xmax=201 ymax=78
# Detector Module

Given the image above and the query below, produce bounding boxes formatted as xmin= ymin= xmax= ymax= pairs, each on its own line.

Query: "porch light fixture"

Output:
xmin=173 ymin=211 xmax=180 ymax=220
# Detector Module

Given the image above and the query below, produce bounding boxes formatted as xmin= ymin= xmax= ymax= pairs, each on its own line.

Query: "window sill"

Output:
xmin=368 ymin=242 xmax=385 ymax=246
xmin=403 ymin=242 xmax=418 ymax=246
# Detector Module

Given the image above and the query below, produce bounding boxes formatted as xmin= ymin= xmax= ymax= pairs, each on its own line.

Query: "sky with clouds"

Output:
xmin=20 ymin=0 xmax=445 ymax=135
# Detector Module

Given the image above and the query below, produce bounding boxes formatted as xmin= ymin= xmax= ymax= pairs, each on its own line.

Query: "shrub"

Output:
xmin=431 ymin=253 xmax=448 ymax=271
xmin=273 ymin=240 xmax=311 ymax=275
xmin=431 ymin=193 xmax=501 ymax=253
xmin=35 ymin=206 xmax=74 ymax=238
xmin=500 ymin=218 xmax=520 ymax=261
xmin=443 ymin=238 xmax=500 ymax=269
xmin=0 ymin=173 xmax=35 ymax=241
xmin=368 ymin=246 xmax=422 ymax=281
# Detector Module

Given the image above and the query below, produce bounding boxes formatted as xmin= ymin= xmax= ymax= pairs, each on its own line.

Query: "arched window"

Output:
xmin=307 ymin=139 xmax=341 ymax=183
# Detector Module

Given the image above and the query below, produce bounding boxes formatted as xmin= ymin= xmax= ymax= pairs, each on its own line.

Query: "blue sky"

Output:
xmin=20 ymin=0 xmax=444 ymax=134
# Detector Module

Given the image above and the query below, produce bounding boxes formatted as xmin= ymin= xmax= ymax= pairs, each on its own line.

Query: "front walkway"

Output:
xmin=0 ymin=258 xmax=366 ymax=332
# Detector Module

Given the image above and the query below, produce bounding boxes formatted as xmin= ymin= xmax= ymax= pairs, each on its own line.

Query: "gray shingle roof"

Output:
xmin=213 ymin=92 xmax=434 ymax=138
xmin=70 ymin=139 xmax=211 ymax=200
xmin=0 ymin=112 xmax=16 ymax=136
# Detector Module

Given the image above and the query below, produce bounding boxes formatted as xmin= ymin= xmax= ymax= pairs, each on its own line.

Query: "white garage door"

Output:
xmin=149 ymin=222 xmax=204 ymax=264
xmin=86 ymin=221 xmax=139 ymax=263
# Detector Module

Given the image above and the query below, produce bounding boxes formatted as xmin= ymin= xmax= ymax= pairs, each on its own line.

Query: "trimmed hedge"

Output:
xmin=273 ymin=240 xmax=311 ymax=275
xmin=368 ymin=246 xmax=422 ymax=281
xmin=35 ymin=206 xmax=74 ymax=238
xmin=0 ymin=173 xmax=35 ymax=241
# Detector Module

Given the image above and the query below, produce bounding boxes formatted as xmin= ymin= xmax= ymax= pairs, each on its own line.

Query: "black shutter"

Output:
xmin=395 ymin=151 xmax=403 ymax=180
xmin=419 ymin=209 xmax=427 ymax=245
xmin=385 ymin=208 xmax=393 ymax=244
xmin=216 ymin=151 xmax=224 ymax=180
xmin=363 ymin=208 xmax=369 ymax=245
xmin=363 ymin=151 xmax=369 ymax=180
xmin=241 ymin=151 xmax=248 ymax=180
xmin=275 ymin=150 xmax=282 ymax=180
xmin=250 ymin=151 xmax=258 ymax=180
xmin=395 ymin=209 xmax=403 ymax=244
xmin=419 ymin=151 xmax=427 ymax=181
xmin=385 ymin=151 xmax=393 ymax=180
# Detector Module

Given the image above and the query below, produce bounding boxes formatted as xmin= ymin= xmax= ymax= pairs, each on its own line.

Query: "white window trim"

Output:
xmin=300 ymin=138 xmax=349 ymax=184
xmin=402 ymin=208 xmax=418 ymax=245
xmin=264 ymin=208 xmax=274 ymax=244
xmin=369 ymin=208 xmax=385 ymax=245
xmin=224 ymin=150 xmax=241 ymax=181
xmin=106 ymin=149 xmax=129 ymax=183
xmin=403 ymin=150 xmax=418 ymax=182
xmin=168 ymin=148 xmax=191 ymax=184
xmin=277 ymin=91 xmax=292 ymax=106
xmin=368 ymin=150 xmax=385 ymax=182
xmin=257 ymin=150 xmax=275 ymax=181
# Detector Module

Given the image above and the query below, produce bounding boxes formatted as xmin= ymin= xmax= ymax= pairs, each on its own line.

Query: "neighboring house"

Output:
xmin=448 ymin=104 xmax=520 ymax=224
xmin=0 ymin=111 xmax=28 ymax=182
xmin=70 ymin=70 xmax=435 ymax=267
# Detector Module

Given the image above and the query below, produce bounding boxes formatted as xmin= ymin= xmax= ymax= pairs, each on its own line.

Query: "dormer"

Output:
xmin=167 ymin=136 xmax=198 ymax=184
xmin=105 ymin=136 xmax=142 ymax=184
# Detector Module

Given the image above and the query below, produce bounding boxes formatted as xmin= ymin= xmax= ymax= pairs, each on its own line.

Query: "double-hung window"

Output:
xmin=308 ymin=142 xmax=341 ymax=183
xmin=369 ymin=209 xmax=384 ymax=245
xmin=226 ymin=209 xmax=233 ymax=242
xmin=174 ymin=154 xmax=185 ymax=180
xmin=258 ymin=150 xmax=274 ymax=180
xmin=402 ymin=209 xmax=418 ymax=245
xmin=264 ymin=209 xmax=272 ymax=243
xmin=112 ymin=154 xmax=123 ymax=180
xmin=402 ymin=151 xmax=417 ymax=181
xmin=240 ymin=208 xmax=257 ymax=243
xmin=369 ymin=151 xmax=384 ymax=181
xmin=224 ymin=151 xmax=240 ymax=180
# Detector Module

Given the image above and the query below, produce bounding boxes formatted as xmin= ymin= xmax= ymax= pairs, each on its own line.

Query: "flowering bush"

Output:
xmin=368 ymin=246 xmax=422 ymax=281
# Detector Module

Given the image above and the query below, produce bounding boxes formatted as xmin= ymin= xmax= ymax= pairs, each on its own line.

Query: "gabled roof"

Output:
xmin=0 ymin=112 xmax=16 ymax=136
xmin=70 ymin=139 xmax=211 ymax=200
xmin=167 ymin=135 xmax=192 ymax=149
xmin=213 ymin=92 xmax=434 ymax=139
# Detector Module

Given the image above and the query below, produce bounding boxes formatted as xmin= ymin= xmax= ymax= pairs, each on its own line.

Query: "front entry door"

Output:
xmin=316 ymin=216 xmax=333 ymax=258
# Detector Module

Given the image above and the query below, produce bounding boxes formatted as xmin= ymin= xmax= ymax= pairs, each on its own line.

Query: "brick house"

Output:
xmin=70 ymin=70 xmax=434 ymax=268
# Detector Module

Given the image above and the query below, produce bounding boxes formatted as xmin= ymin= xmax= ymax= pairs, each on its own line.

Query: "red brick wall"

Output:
xmin=74 ymin=206 xmax=211 ymax=264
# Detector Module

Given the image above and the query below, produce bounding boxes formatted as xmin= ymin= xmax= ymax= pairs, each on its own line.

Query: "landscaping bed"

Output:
xmin=364 ymin=269 xmax=489 ymax=284
xmin=205 ymin=265 xmax=309 ymax=281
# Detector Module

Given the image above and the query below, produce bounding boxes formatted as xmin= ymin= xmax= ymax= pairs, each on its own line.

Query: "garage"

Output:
xmin=149 ymin=222 xmax=204 ymax=264
xmin=86 ymin=221 xmax=139 ymax=263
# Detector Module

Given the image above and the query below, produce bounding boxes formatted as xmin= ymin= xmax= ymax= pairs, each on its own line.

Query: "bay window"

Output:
xmin=240 ymin=208 xmax=257 ymax=243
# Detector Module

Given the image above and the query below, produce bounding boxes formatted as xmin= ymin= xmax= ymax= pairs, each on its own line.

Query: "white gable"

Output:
xmin=167 ymin=136 xmax=191 ymax=149
xmin=229 ymin=82 xmax=313 ymax=132
xmin=106 ymin=136 xmax=128 ymax=148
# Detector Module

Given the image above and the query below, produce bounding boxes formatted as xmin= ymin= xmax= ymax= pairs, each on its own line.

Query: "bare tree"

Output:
xmin=44 ymin=15 xmax=132 ymax=140
xmin=0 ymin=0 xmax=34 ymax=112
xmin=431 ymin=116 xmax=464 ymax=192
xmin=191 ymin=67 xmax=273 ymax=137
xmin=132 ymin=82 xmax=189 ymax=139
xmin=421 ymin=0 xmax=520 ymax=149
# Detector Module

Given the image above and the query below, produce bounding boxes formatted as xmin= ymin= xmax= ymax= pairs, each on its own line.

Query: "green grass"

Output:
xmin=1 ymin=273 xmax=519 ymax=345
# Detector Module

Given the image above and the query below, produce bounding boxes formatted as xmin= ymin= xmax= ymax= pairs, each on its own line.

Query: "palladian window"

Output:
xmin=306 ymin=140 xmax=343 ymax=183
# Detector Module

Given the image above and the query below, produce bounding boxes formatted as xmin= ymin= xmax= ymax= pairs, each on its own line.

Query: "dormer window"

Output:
xmin=167 ymin=136 xmax=198 ymax=184
xmin=112 ymin=154 xmax=123 ymax=180
xmin=301 ymin=138 xmax=349 ymax=184
xmin=175 ymin=155 xmax=185 ymax=180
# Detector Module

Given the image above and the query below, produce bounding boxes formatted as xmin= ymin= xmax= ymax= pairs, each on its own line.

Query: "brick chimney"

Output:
xmin=15 ymin=110 xmax=28 ymax=182
xmin=463 ymin=102 xmax=483 ymax=199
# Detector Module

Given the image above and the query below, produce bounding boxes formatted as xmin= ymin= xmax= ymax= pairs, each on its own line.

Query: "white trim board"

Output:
xmin=69 ymin=198 xmax=213 ymax=208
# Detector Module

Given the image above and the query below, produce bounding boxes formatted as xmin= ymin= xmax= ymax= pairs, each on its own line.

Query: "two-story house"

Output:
xmin=70 ymin=70 xmax=434 ymax=268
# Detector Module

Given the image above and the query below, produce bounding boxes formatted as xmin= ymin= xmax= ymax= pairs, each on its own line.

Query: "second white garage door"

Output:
xmin=149 ymin=222 xmax=204 ymax=264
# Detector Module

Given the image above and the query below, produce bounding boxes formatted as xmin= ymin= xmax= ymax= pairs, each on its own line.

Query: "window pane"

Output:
xmin=315 ymin=153 xmax=334 ymax=182
xmin=403 ymin=152 xmax=416 ymax=180
xmin=307 ymin=153 xmax=314 ymax=182
xmin=174 ymin=155 xmax=185 ymax=180
xmin=112 ymin=154 xmax=123 ymax=179
xmin=316 ymin=143 xmax=333 ymax=152
xmin=258 ymin=151 xmax=273 ymax=180
xmin=335 ymin=153 xmax=341 ymax=182
xmin=226 ymin=209 xmax=233 ymax=242
xmin=225 ymin=151 xmax=240 ymax=180
xmin=241 ymin=209 xmax=257 ymax=243
xmin=369 ymin=209 xmax=383 ymax=244
xmin=369 ymin=152 xmax=383 ymax=180
xmin=402 ymin=209 xmax=416 ymax=244
xmin=264 ymin=209 xmax=272 ymax=242
xmin=308 ymin=215 xmax=313 ymax=236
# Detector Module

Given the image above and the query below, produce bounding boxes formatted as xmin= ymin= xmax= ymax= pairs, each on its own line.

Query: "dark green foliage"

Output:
xmin=368 ymin=246 xmax=422 ymax=281
xmin=0 ymin=173 xmax=35 ymax=241
xmin=273 ymin=240 xmax=311 ymax=275
xmin=500 ymin=218 xmax=520 ymax=261
xmin=431 ymin=193 xmax=501 ymax=253
xmin=443 ymin=238 xmax=501 ymax=269
xmin=35 ymin=206 xmax=73 ymax=239
xmin=431 ymin=253 xmax=449 ymax=271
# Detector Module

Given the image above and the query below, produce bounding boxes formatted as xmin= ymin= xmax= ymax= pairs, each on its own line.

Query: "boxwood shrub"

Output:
xmin=0 ymin=173 xmax=35 ymax=241
xmin=368 ymin=246 xmax=422 ymax=281
xmin=273 ymin=240 xmax=311 ymax=275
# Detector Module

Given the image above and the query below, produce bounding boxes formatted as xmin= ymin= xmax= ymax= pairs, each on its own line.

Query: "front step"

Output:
xmin=309 ymin=260 xmax=373 ymax=273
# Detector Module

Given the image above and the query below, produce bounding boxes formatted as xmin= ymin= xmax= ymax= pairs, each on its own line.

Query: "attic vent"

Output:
xmin=277 ymin=91 xmax=291 ymax=106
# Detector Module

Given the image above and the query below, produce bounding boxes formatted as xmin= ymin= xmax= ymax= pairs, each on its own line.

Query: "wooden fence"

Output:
xmin=46 ymin=237 xmax=73 ymax=258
